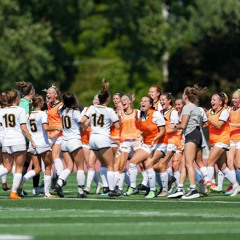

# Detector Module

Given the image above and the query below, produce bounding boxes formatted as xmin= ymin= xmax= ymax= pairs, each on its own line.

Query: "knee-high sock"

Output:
xmin=54 ymin=158 xmax=64 ymax=176
xmin=146 ymin=168 xmax=156 ymax=191
xmin=57 ymin=169 xmax=71 ymax=187
xmin=129 ymin=163 xmax=138 ymax=188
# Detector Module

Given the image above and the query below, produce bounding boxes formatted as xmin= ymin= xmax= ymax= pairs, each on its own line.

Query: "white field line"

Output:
xmin=11 ymin=196 xmax=240 ymax=204
xmin=0 ymin=235 xmax=33 ymax=240
xmin=0 ymin=210 xmax=240 ymax=219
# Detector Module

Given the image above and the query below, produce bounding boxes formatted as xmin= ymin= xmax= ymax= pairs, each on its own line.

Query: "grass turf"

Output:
xmin=0 ymin=173 xmax=240 ymax=240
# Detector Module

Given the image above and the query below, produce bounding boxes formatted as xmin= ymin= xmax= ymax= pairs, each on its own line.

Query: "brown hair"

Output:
xmin=7 ymin=89 xmax=20 ymax=105
xmin=16 ymin=81 xmax=34 ymax=96
xmin=98 ymin=79 xmax=110 ymax=105
xmin=0 ymin=91 xmax=8 ymax=107
xmin=161 ymin=92 xmax=174 ymax=106
xmin=183 ymin=84 xmax=207 ymax=105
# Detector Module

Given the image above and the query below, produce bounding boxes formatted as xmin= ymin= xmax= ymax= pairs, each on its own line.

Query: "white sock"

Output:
xmin=23 ymin=170 xmax=36 ymax=183
xmin=156 ymin=172 xmax=162 ymax=188
xmin=12 ymin=165 xmax=16 ymax=175
xmin=41 ymin=159 xmax=45 ymax=173
xmin=54 ymin=158 xmax=64 ymax=176
xmin=77 ymin=170 xmax=85 ymax=186
xmin=118 ymin=173 xmax=125 ymax=190
xmin=12 ymin=173 xmax=22 ymax=192
xmin=57 ymin=169 xmax=71 ymax=187
xmin=129 ymin=163 xmax=138 ymax=188
xmin=0 ymin=164 xmax=7 ymax=183
xmin=207 ymin=166 xmax=214 ymax=182
xmin=44 ymin=175 xmax=52 ymax=194
xmin=107 ymin=171 xmax=115 ymax=191
xmin=173 ymin=171 xmax=180 ymax=185
xmin=160 ymin=172 xmax=168 ymax=189
xmin=93 ymin=171 xmax=100 ymax=184
xmin=124 ymin=168 xmax=130 ymax=186
xmin=217 ymin=170 xmax=224 ymax=187
xmin=222 ymin=168 xmax=237 ymax=185
xmin=86 ymin=170 xmax=95 ymax=189
xmin=114 ymin=171 xmax=120 ymax=186
xmin=146 ymin=168 xmax=156 ymax=191
xmin=200 ymin=167 xmax=209 ymax=182
xmin=141 ymin=170 xmax=148 ymax=186
xmin=0 ymin=165 xmax=8 ymax=178
xmin=100 ymin=167 xmax=108 ymax=187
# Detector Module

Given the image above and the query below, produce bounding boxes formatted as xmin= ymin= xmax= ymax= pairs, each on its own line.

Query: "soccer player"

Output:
xmin=81 ymin=80 xmax=120 ymax=196
xmin=207 ymin=93 xmax=240 ymax=196
xmin=20 ymin=94 xmax=61 ymax=198
xmin=46 ymin=84 xmax=64 ymax=184
xmin=54 ymin=92 xmax=86 ymax=198
xmin=123 ymin=96 xmax=166 ymax=198
xmin=0 ymin=90 xmax=36 ymax=199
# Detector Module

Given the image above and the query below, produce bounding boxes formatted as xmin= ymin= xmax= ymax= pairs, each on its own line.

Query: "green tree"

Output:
xmin=0 ymin=0 xmax=55 ymax=91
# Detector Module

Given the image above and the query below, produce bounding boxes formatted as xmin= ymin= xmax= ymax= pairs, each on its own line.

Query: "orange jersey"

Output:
xmin=110 ymin=125 xmax=120 ymax=141
xmin=229 ymin=107 xmax=240 ymax=141
xmin=139 ymin=109 xmax=164 ymax=144
xmin=120 ymin=109 xmax=141 ymax=142
xmin=47 ymin=102 xmax=63 ymax=137
xmin=162 ymin=108 xmax=179 ymax=144
xmin=208 ymin=108 xmax=230 ymax=145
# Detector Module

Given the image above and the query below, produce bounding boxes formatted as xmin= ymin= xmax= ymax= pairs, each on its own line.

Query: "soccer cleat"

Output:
xmin=84 ymin=186 xmax=90 ymax=194
xmin=101 ymin=187 xmax=110 ymax=196
xmin=108 ymin=189 xmax=122 ymax=197
xmin=95 ymin=182 xmax=103 ymax=194
xmin=2 ymin=182 xmax=10 ymax=191
xmin=137 ymin=183 xmax=147 ymax=191
xmin=51 ymin=175 xmax=58 ymax=189
xmin=168 ymin=188 xmax=184 ymax=198
xmin=123 ymin=187 xmax=135 ymax=196
xmin=77 ymin=192 xmax=88 ymax=198
xmin=144 ymin=187 xmax=151 ymax=196
xmin=210 ymin=182 xmax=217 ymax=189
xmin=230 ymin=186 xmax=240 ymax=197
xmin=157 ymin=187 xmax=168 ymax=197
xmin=199 ymin=182 xmax=209 ymax=196
xmin=225 ymin=185 xmax=233 ymax=193
xmin=55 ymin=183 xmax=64 ymax=198
xmin=44 ymin=193 xmax=56 ymax=198
xmin=181 ymin=189 xmax=200 ymax=199
xmin=10 ymin=192 xmax=21 ymax=200
xmin=168 ymin=176 xmax=176 ymax=191
xmin=145 ymin=190 xmax=155 ymax=199
xmin=211 ymin=185 xmax=222 ymax=193
xmin=32 ymin=187 xmax=44 ymax=195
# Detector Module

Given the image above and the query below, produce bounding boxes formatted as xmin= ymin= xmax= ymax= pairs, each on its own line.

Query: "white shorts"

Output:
xmin=162 ymin=143 xmax=178 ymax=153
xmin=82 ymin=143 xmax=90 ymax=149
xmin=61 ymin=139 xmax=83 ymax=153
xmin=49 ymin=136 xmax=62 ymax=146
xmin=2 ymin=144 xmax=26 ymax=154
xmin=140 ymin=143 xmax=167 ymax=156
xmin=28 ymin=145 xmax=51 ymax=155
xmin=89 ymin=134 xmax=111 ymax=150
xmin=119 ymin=140 xmax=141 ymax=153
xmin=211 ymin=142 xmax=230 ymax=151
xmin=230 ymin=140 xmax=240 ymax=150
xmin=111 ymin=141 xmax=119 ymax=148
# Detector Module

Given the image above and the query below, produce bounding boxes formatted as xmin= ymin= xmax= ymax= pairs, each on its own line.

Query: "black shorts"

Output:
xmin=185 ymin=127 xmax=202 ymax=148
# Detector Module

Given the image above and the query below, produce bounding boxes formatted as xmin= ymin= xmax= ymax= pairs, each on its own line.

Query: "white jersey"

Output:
xmin=84 ymin=105 xmax=119 ymax=137
xmin=59 ymin=107 xmax=82 ymax=140
xmin=0 ymin=106 xmax=26 ymax=146
xmin=27 ymin=110 xmax=50 ymax=146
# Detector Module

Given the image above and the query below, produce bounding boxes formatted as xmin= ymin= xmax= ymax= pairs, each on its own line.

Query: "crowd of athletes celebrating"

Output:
xmin=0 ymin=79 xmax=240 ymax=200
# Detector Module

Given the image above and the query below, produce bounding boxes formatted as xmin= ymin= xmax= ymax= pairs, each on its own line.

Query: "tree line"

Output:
xmin=1 ymin=0 xmax=240 ymax=108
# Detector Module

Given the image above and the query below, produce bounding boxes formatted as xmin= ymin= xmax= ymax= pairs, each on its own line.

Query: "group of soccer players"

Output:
xmin=0 ymin=79 xmax=240 ymax=200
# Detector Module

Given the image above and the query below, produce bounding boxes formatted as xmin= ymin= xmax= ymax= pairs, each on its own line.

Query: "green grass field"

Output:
xmin=0 ymin=173 xmax=240 ymax=240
